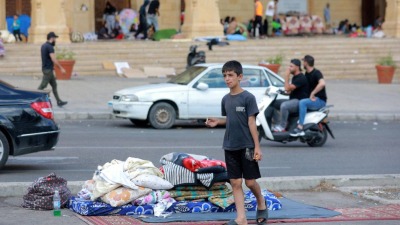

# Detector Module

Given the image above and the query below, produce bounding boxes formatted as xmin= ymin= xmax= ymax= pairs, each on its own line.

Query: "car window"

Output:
xmin=264 ymin=69 xmax=284 ymax=87
xmin=168 ymin=66 xmax=207 ymax=85
xmin=242 ymin=69 xmax=269 ymax=87
xmin=196 ymin=69 xmax=226 ymax=88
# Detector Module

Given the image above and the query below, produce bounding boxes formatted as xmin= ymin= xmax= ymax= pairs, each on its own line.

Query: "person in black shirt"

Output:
xmin=147 ymin=0 xmax=160 ymax=31
xmin=38 ymin=32 xmax=67 ymax=107
xmin=135 ymin=0 xmax=150 ymax=40
xmin=273 ymin=59 xmax=309 ymax=132
xmin=291 ymin=55 xmax=327 ymax=137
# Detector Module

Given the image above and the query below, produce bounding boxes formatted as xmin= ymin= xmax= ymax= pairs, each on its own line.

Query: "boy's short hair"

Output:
xmin=222 ymin=60 xmax=243 ymax=75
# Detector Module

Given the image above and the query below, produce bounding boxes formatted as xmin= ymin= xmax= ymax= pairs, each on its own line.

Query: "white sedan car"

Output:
xmin=111 ymin=63 xmax=284 ymax=129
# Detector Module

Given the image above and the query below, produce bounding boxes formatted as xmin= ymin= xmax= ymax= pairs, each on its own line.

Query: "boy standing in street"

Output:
xmin=206 ymin=60 xmax=268 ymax=225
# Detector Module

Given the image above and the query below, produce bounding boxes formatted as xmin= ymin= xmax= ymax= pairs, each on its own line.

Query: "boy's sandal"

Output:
xmin=224 ymin=219 xmax=239 ymax=225
xmin=256 ymin=200 xmax=269 ymax=225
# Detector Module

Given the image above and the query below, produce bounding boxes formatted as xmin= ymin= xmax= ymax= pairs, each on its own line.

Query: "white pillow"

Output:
xmin=132 ymin=174 xmax=173 ymax=190
xmin=101 ymin=186 xmax=151 ymax=207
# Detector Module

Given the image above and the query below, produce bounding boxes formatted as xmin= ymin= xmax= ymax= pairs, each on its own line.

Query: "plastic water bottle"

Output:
xmin=53 ymin=190 xmax=61 ymax=216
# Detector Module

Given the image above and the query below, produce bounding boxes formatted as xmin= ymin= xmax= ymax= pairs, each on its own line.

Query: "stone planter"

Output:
xmin=375 ymin=65 xmax=395 ymax=84
xmin=54 ymin=60 xmax=75 ymax=80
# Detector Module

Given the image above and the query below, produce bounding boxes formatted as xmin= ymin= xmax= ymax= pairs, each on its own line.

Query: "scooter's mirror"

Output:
xmin=196 ymin=82 xmax=209 ymax=91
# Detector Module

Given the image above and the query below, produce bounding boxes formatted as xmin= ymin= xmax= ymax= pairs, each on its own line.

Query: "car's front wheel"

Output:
xmin=148 ymin=102 xmax=176 ymax=129
xmin=0 ymin=131 xmax=10 ymax=169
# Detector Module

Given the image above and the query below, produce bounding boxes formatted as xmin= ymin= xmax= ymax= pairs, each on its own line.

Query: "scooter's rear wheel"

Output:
xmin=307 ymin=124 xmax=328 ymax=147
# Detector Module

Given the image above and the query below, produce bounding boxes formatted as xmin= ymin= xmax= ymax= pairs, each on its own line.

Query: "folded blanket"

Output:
xmin=169 ymin=184 xmax=234 ymax=209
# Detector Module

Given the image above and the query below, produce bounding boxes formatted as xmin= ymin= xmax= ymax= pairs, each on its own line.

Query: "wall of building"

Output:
xmin=309 ymin=0 xmax=362 ymax=27
xmin=65 ymin=0 xmax=94 ymax=34
xmin=0 ymin=0 xmax=5 ymax=29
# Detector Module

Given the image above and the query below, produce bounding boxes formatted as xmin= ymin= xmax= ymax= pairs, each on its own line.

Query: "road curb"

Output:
xmin=1 ymin=174 xmax=399 ymax=197
xmin=53 ymin=112 xmax=400 ymax=122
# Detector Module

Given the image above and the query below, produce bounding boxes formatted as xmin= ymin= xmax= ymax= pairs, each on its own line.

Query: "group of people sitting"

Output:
xmin=267 ymin=55 xmax=328 ymax=136
xmin=222 ymin=16 xmax=248 ymax=37
xmin=98 ymin=0 xmax=159 ymax=40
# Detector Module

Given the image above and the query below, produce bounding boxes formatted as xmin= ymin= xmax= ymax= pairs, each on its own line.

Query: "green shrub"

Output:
xmin=55 ymin=47 xmax=75 ymax=60
xmin=377 ymin=54 xmax=396 ymax=68
xmin=266 ymin=53 xmax=284 ymax=65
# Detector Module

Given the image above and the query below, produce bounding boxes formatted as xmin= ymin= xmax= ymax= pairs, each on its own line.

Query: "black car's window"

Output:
xmin=197 ymin=69 xmax=225 ymax=88
xmin=264 ymin=69 xmax=284 ymax=87
xmin=168 ymin=66 xmax=207 ymax=85
xmin=242 ymin=69 xmax=269 ymax=87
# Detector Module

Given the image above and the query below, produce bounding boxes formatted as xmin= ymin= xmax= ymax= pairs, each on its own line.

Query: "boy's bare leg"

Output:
xmin=230 ymin=178 xmax=248 ymax=225
xmin=245 ymin=179 xmax=267 ymax=210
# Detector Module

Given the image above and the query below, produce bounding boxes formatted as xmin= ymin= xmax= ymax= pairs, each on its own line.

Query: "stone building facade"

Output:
xmin=0 ymin=0 xmax=400 ymax=43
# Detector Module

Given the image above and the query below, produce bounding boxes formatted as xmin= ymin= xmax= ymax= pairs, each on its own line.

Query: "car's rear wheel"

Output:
xmin=149 ymin=102 xmax=176 ymax=129
xmin=0 ymin=131 xmax=10 ymax=169
xmin=129 ymin=119 xmax=149 ymax=127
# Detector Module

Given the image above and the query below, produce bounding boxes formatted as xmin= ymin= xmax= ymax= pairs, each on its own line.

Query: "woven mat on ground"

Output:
xmin=77 ymin=202 xmax=400 ymax=225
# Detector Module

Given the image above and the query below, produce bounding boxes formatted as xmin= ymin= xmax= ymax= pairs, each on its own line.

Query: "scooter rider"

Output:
xmin=290 ymin=55 xmax=328 ymax=137
xmin=272 ymin=59 xmax=309 ymax=132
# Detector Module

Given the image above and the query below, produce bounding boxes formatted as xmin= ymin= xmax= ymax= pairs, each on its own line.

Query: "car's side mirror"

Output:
xmin=196 ymin=82 xmax=209 ymax=91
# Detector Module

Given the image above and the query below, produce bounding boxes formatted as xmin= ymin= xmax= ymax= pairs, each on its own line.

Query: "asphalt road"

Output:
xmin=1 ymin=120 xmax=400 ymax=182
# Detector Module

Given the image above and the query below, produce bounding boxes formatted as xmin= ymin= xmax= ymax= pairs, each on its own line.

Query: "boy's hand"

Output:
xmin=205 ymin=118 xmax=219 ymax=127
xmin=253 ymin=147 xmax=262 ymax=161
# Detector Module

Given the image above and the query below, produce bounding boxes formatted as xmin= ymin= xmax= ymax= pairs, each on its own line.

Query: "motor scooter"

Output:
xmin=186 ymin=45 xmax=206 ymax=68
xmin=256 ymin=86 xmax=335 ymax=147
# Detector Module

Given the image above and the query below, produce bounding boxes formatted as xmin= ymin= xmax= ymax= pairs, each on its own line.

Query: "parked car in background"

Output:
xmin=110 ymin=63 xmax=285 ymax=129
xmin=0 ymin=80 xmax=60 ymax=169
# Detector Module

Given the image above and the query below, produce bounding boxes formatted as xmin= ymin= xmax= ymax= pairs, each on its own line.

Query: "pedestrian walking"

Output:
xmin=12 ymin=15 xmax=23 ymax=42
xmin=265 ymin=0 xmax=279 ymax=37
xmin=253 ymin=0 xmax=264 ymax=38
xmin=38 ymin=32 xmax=68 ymax=107
xmin=206 ymin=60 xmax=268 ymax=225
xmin=135 ymin=0 xmax=150 ymax=40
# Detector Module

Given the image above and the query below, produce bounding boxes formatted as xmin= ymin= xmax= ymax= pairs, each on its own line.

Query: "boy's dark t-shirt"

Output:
xmin=290 ymin=73 xmax=309 ymax=100
xmin=305 ymin=69 xmax=327 ymax=102
xmin=221 ymin=90 xmax=259 ymax=151
xmin=41 ymin=42 xmax=54 ymax=70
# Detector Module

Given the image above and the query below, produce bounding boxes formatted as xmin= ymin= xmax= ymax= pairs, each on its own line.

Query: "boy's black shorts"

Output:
xmin=224 ymin=149 xmax=261 ymax=180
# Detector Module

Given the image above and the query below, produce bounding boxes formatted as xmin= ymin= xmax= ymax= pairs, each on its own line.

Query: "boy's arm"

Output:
xmin=248 ymin=115 xmax=262 ymax=161
xmin=205 ymin=117 xmax=226 ymax=127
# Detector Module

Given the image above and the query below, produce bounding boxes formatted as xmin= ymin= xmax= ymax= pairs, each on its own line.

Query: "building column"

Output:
xmin=29 ymin=0 xmax=70 ymax=43
xmin=181 ymin=0 xmax=223 ymax=39
xmin=0 ymin=0 xmax=6 ymax=30
xmin=159 ymin=0 xmax=181 ymax=31
xmin=383 ymin=0 xmax=400 ymax=37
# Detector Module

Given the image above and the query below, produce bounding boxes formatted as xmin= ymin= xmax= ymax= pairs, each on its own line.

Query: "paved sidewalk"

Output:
xmin=0 ymin=175 xmax=400 ymax=225
xmin=2 ymin=75 xmax=400 ymax=121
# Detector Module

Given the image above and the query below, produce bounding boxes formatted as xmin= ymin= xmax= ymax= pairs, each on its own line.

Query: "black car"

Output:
xmin=0 ymin=80 xmax=60 ymax=169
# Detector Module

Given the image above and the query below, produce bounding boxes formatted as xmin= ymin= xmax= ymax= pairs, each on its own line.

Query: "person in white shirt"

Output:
xmin=265 ymin=0 xmax=278 ymax=37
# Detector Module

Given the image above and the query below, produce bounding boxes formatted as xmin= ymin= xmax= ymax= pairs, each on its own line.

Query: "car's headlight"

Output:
xmin=120 ymin=94 xmax=139 ymax=102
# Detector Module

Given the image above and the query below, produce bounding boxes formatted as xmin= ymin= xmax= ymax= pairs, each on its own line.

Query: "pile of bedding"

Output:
xmin=69 ymin=153 xmax=282 ymax=216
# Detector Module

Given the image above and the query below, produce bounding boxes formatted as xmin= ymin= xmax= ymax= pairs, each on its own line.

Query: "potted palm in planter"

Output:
xmin=259 ymin=53 xmax=284 ymax=74
xmin=376 ymin=54 xmax=396 ymax=84
xmin=54 ymin=47 xmax=76 ymax=80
